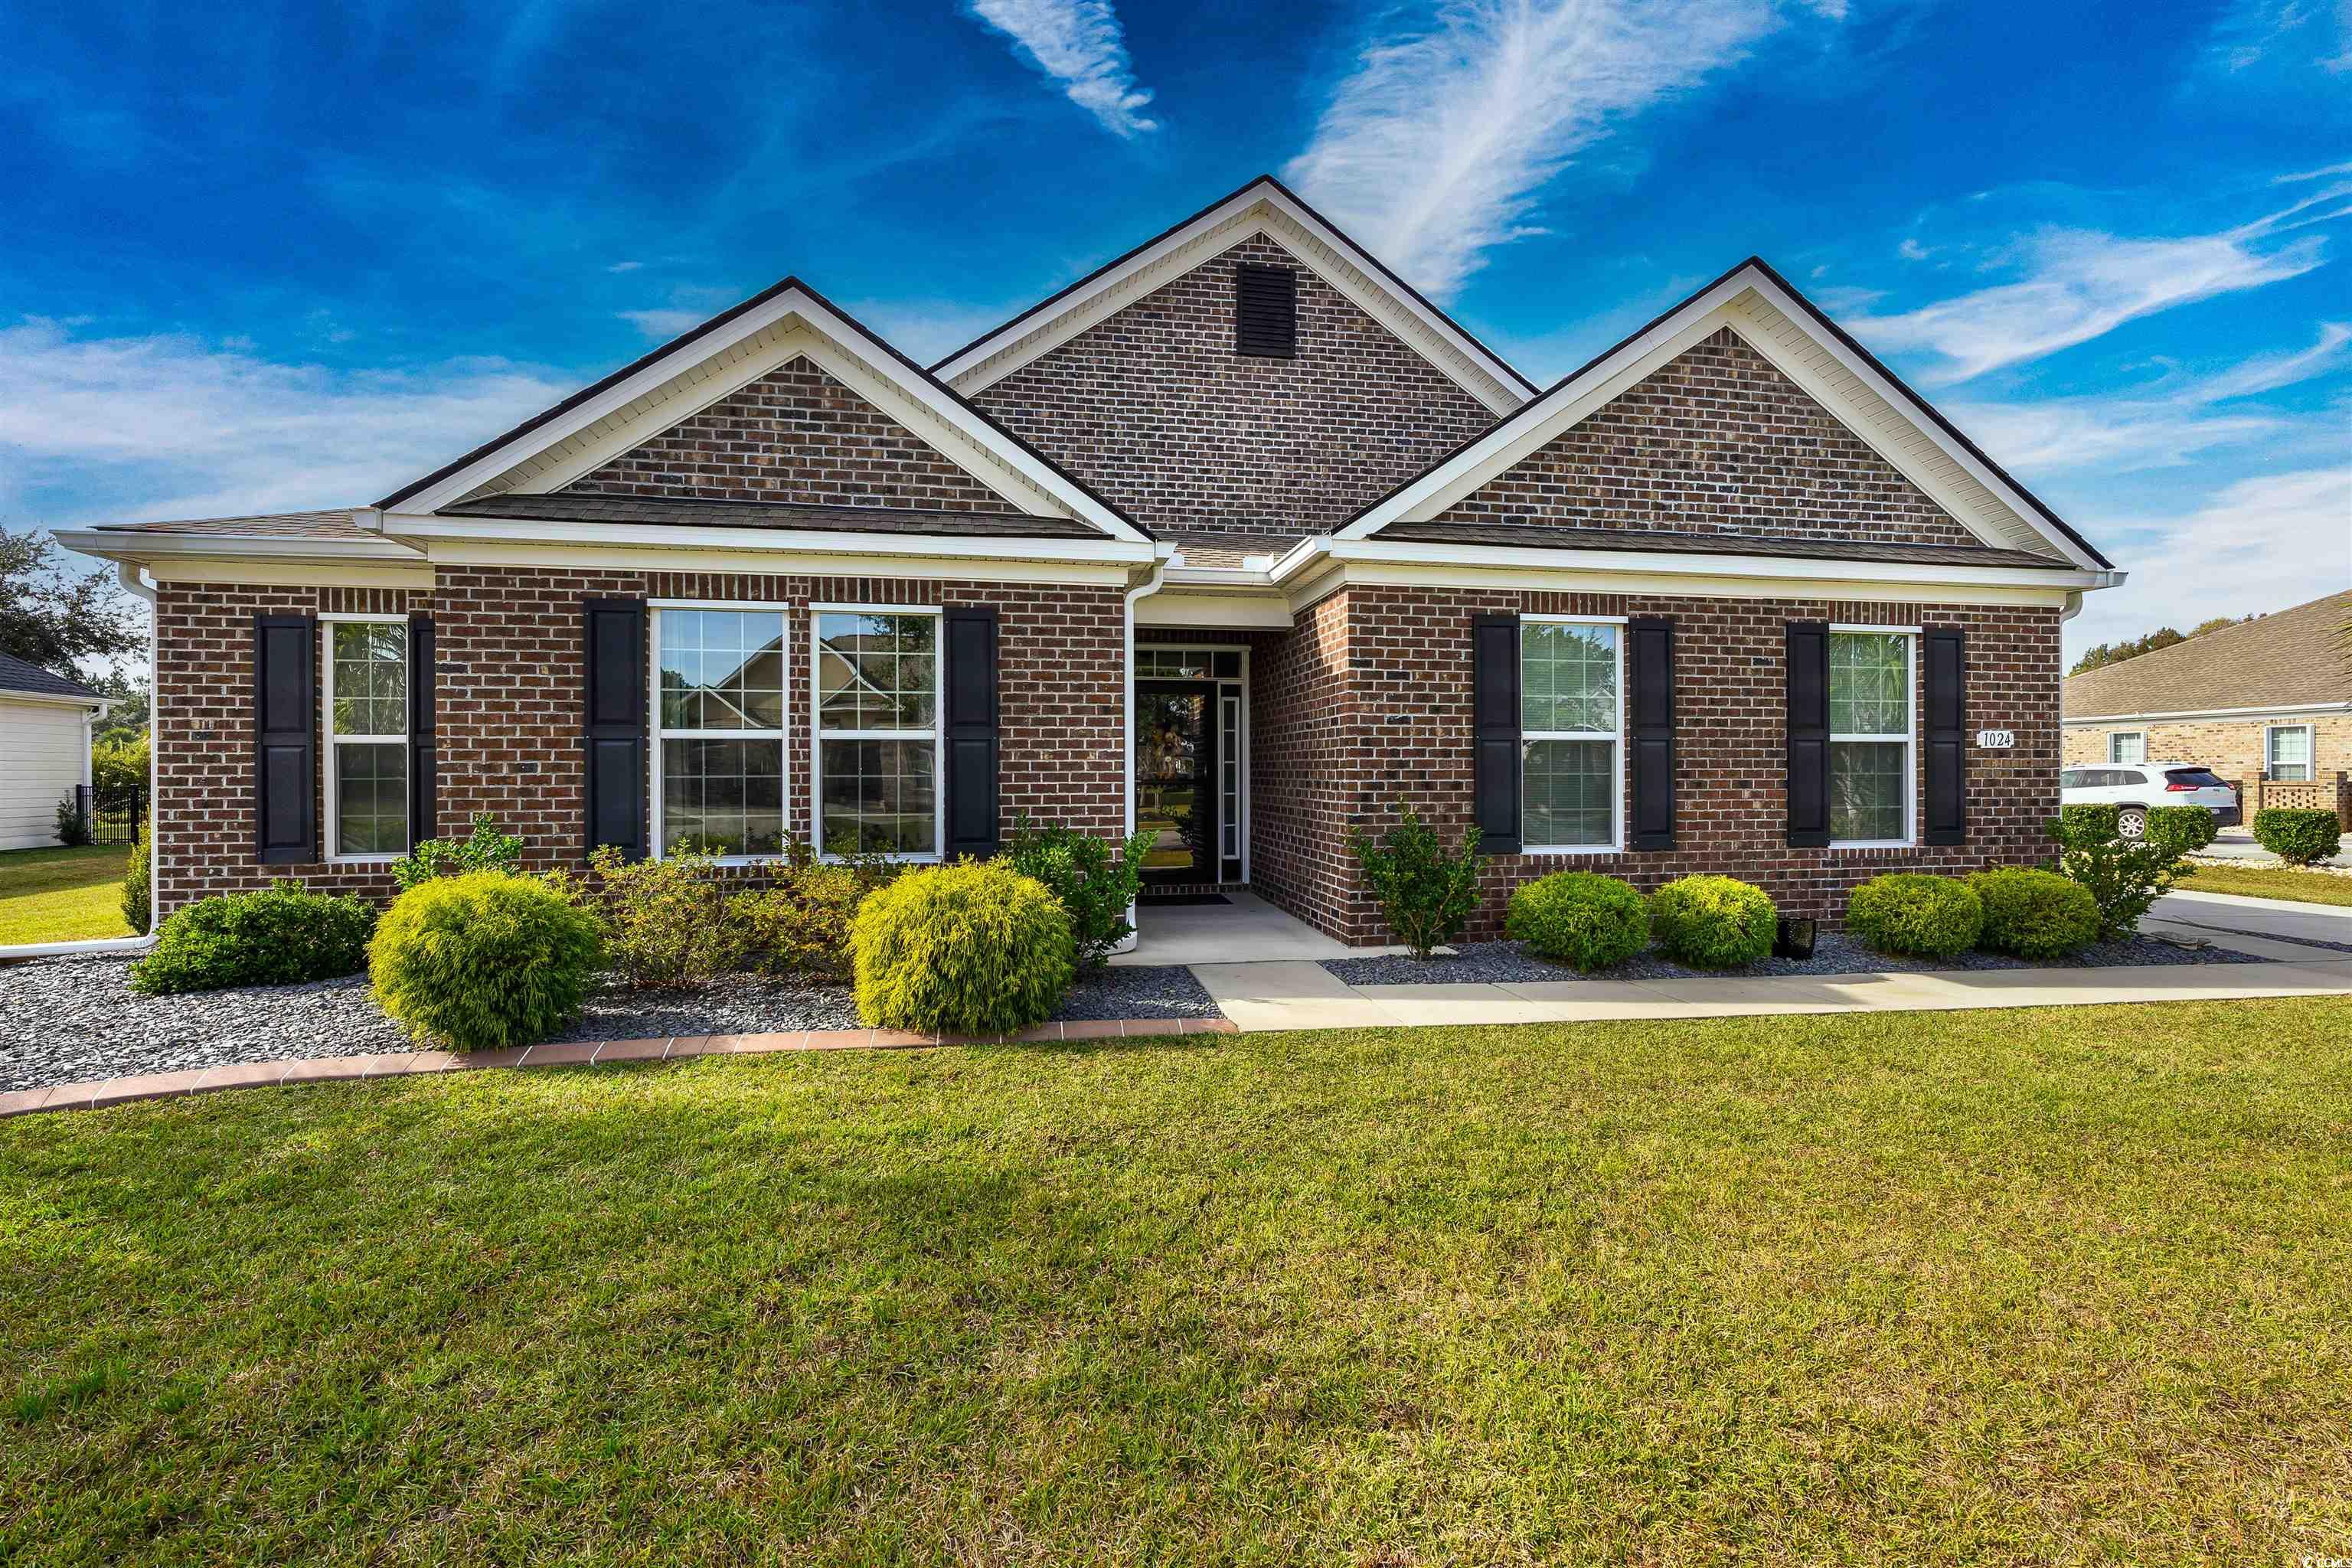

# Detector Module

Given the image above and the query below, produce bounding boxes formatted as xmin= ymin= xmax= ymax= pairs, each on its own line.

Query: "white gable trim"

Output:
xmin=1334 ymin=264 xmax=2105 ymax=572
xmin=933 ymin=180 xmax=1533 ymax=416
xmin=387 ymin=286 xmax=1152 ymax=544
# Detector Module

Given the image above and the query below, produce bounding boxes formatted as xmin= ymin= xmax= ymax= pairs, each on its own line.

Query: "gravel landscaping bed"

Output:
xmin=1323 ymin=929 xmax=2274 ymax=987
xmin=0 ymin=957 xmax=1220 ymax=1093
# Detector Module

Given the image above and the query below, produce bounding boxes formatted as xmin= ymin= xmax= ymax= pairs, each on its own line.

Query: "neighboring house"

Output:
xmin=2062 ymin=589 xmax=2352 ymax=823
xmin=58 ymin=176 xmax=2121 ymax=942
xmin=0 ymin=654 xmax=109 ymax=852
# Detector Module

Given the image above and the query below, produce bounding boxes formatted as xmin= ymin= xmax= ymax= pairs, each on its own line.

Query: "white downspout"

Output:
xmin=1112 ymin=547 xmax=1175 ymax=956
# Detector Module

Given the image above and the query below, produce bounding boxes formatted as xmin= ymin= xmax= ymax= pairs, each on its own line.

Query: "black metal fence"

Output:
xmin=70 ymin=784 xmax=144 ymax=846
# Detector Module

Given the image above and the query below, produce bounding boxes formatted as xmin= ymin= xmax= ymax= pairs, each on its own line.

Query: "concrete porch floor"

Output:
xmin=1111 ymin=889 xmax=1403 ymax=966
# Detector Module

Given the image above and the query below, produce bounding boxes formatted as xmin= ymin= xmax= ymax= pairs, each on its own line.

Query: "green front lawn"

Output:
xmin=2177 ymin=861 xmax=2352 ymax=907
xmin=0 ymin=845 xmax=132 ymax=946
xmin=8 ymin=1000 xmax=2352 ymax=1563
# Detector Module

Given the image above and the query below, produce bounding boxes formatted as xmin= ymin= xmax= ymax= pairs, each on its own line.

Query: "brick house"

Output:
xmin=2062 ymin=590 xmax=2352 ymax=827
xmin=60 ymin=176 xmax=2122 ymax=944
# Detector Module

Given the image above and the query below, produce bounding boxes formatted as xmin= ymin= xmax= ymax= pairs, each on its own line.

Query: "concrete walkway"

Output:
xmin=1112 ymin=890 xmax=1406 ymax=966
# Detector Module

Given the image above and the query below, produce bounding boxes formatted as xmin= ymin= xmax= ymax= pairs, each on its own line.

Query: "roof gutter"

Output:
xmin=1272 ymin=535 xmax=2121 ymax=594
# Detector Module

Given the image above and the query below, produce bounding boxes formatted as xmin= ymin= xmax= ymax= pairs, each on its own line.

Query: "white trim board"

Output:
xmin=1332 ymin=263 xmax=2110 ymax=574
xmin=933 ymin=178 xmax=1532 ymax=417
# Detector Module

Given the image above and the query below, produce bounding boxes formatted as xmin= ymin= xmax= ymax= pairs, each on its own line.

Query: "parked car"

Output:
xmin=2060 ymin=762 xmax=2240 ymax=839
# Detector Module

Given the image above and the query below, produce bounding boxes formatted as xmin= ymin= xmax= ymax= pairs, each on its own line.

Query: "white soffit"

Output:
xmin=1335 ymin=266 xmax=2103 ymax=572
xmin=934 ymin=184 xmax=1532 ymax=416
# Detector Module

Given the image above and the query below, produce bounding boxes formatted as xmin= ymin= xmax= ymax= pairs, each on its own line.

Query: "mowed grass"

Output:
xmin=2179 ymin=860 xmax=2352 ymax=907
xmin=7 ymin=1000 xmax=2352 ymax=1564
xmin=0 ymin=845 xmax=132 ymax=945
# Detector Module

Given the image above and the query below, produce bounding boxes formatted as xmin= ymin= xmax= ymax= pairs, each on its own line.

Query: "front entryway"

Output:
xmin=1133 ymin=646 xmax=1246 ymax=887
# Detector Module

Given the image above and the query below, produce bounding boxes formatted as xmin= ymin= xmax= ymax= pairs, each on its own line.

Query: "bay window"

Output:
xmin=654 ymin=606 xmax=788 ymax=858
xmin=323 ymin=617 xmax=408 ymax=858
xmin=813 ymin=607 xmax=942 ymax=858
xmin=1521 ymin=618 xmax=1622 ymax=851
xmin=1828 ymin=629 xmax=1914 ymax=845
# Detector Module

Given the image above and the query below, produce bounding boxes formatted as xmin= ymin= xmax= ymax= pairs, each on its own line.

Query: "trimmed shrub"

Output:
xmin=2253 ymin=807 xmax=2344 ymax=867
xmin=732 ymin=861 xmax=880 ymax=984
xmin=1968 ymin=867 xmax=2098 ymax=959
xmin=2046 ymin=812 xmax=2182 ymax=942
xmin=371 ymin=873 xmax=603 ymax=1050
xmin=120 ymin=825 xmax=151 ymax=936
xmin=1505 ymin=872 xmax=1649 ymax=971
xmin=1349 ymin=802 xmax=1486 ymax=959
xmin=1002 ymin=818 xmax=1153 ymax=969
xmin=545 ymin=846 xmax=744 ymax=989
xmin=2143 ymin=805 xmax=2220 ymax=857
xmin=129 ymin=880 xmax=376 ymax=996
xmin=1844 ymin=872 xmax=1984 ymax=958
xmin=391 ymin=813 xmax=525 ymax=892
xmin=851 ymin=862 xmax=1073 ymax=1034
xmin=1648 ymin=875 xmax=1776 ymax=969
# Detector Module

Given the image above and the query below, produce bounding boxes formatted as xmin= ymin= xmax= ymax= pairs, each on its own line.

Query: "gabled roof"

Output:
xmin=376 ymin=277 xmax=1153 ymax=544
xmin=2063 ymin=590 xmax=2352 ymax=719
xmin=1338 ymin=256 xmax=2114 ymax=573
xmin=930 ymin=175 xmax=1537 ymax=416
xmin=0 ymin=652 xmax=102 ymax=702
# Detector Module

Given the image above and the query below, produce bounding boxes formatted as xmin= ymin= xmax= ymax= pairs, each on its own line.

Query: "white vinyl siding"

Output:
xmin=0 ymin=697 xmax=96 ymax=852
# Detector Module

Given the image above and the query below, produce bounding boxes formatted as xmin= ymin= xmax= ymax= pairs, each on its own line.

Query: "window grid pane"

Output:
xmin=661 ymin=739 xmax=785 ymax=858
xmin=660 ymin=609 xmax=786 ymax=732
xmin=2109 ymin=732 xmax=2145 ymax=765
xmin=1521 ymin=622 xmax=1619 ymax=734
xmin=331 ymin=622 xmax=407 ymax=737
xmin=1830 ymin=740 xmax=1906 ymax=842
xmin=818 ymin=612 xmax=936 ymax=731
xmin=2269 ymin=727 xmax=2312 ymax=781
xmin=1828 ymin=632 xmax=1908 ymax=736
xmin=819 ymin=738 xmax=937 ymax=855
xmin=335 ymin=743 xmax=408 ymax=855
xmin=1524 ymin=740 xmax=1614 ymax=848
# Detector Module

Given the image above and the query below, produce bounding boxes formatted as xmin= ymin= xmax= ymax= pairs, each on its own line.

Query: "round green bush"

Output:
xmin=2253 ymin=807 xmax=2344 ymax=867
xmin=370 ymin=872 xmax=604 ymax=1051
xmin=2143 ymin=805 xmax=2220 ymax=856
xmin=1966 ymin=867 xmax=2099 ymax=959
xmin=129 ymin=880 xmax=377 ymax=995
xmin=851 ymin=862 xmax=1074 ymax=1034
xmin=1504 ymin=871 xmax=1649 ymax=971
xmin=1844 ymin=872 xmax=1984 ymax=958
xmin=1648 ymin=874 xmax=1776 ymax=969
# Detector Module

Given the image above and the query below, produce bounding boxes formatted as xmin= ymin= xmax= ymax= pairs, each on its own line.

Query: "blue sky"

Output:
xmin=3 ymin=0 xmax=2346 ymax=658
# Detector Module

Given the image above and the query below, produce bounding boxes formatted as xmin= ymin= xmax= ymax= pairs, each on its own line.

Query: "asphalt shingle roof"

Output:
xmin=2061 ymin=590 xmax=2352 ymax=718
xmin=100 ymin=508 xmax=371 ymax=540
xmin=0 ymin=652 xmax=103 ymax=701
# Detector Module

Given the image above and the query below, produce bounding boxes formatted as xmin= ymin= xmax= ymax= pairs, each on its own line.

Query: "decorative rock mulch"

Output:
xmin=1321 ymin=929 xmax=2273 ymax=988
xmin=0 ymin=957 xmax=1221 ymax=1097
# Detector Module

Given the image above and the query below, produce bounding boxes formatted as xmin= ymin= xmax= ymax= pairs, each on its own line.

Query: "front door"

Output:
xmin=1135 ymin=681 xmax=1218 ymax=886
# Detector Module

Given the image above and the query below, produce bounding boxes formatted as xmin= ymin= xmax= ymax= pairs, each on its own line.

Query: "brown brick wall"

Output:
xmin=1436 ymin=328 xmax=1981 ymax=550
xmin=565 ymin=354 xmax=1009 ymax=510
xmin=973 ymin=234 xmax=1498 ymax=537
xmin=151 ymin=571 xmax=1122 ymax=917
xmin=1259 ymin=585 xmax=2063 ymax=944
xmin=2063 ymin=714 xmax=2350 ymax=795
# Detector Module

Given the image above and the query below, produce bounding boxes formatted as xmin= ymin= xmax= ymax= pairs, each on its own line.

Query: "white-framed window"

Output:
xmin=1828 ymin=626 xmax=1916 ymax=847
xmin=811 ymin=605 xmax=942 ymax=858
xmin=1521 ymin=616 xmax=1623 ymax=852
xmin=2109 ymin=730 xmax=2146 ymax=765
xmin=2267 ymin=724 xmax=2315 ymax=782
xmin=322 ymin=615 xmax=409 ymax=860
xmin=652 ymin=603 xmax=789 ymax=861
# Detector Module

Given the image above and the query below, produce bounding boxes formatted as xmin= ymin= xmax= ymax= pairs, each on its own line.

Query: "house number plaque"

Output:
xmin=1975 ymin=729 xmax=2016 ymax=749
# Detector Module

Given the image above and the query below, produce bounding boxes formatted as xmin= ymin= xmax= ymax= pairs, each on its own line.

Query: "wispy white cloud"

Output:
xmin=1283 ymin=0 xmax=1811 ymax=300
xmin=966 ymin=0 xmax=1158 ymax=138
xmin=2276 ymin=159 xmax=2352 ymax=183
xmin=844 ymin=297 xmax=1032 ymax=364
xmin=1951 ymin=323 xmax=2352 ymax=475
xmin=2209 ymin=0 xmax=2350 ymax=74
xmin=1847 ymin=194 xmax=2347 ymax=383
xmin=0 ymin=318 xmax=567 ymax=523
xmin=2067 ymin=466 xmax=2352 ymax=657
xmin=617 ymin=308 xmax=707 ymax=338
xmin=606 ymin=260 xmax=645 ymax=273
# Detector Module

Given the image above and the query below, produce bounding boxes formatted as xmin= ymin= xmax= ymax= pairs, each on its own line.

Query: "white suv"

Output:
xmin=2059 ymin=762 xmax=2241 ymax=840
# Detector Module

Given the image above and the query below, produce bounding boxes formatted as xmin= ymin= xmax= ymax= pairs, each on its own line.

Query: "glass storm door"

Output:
xmin=1135 ymin=681 xmax=1218 ymax=885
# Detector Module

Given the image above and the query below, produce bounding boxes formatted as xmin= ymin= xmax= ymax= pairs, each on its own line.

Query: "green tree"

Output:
xmin=90 ymin=669 xmax=149 ymax=746
xmin=0 ymin=528 xmax=139 ymax=671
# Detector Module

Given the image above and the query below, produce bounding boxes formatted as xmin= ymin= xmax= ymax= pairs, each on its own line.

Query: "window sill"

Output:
xmin=1523 ymin=844 xmax=1622 ymax=856
xmin=328 ymin=854 xmax=402 ymax=865
xmin=1828 ymin=840 xmax=1915 ymax=851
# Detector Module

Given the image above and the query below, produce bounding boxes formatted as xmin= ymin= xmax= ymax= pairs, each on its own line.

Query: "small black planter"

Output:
xmin=1774 ymin=917 xmax=1818 ymax=960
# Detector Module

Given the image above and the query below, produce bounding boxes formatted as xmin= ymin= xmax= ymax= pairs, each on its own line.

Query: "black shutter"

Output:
xmin=582 ymin=598 xmax=647 ymax=861
xmin=1628 ymin=616 xmax=1676 ymax=851
xmin=1785 ymin=620 xmax=1831 ymax=848
xmin=253 ymin=613 xmax=317 ymax=864
xmin=1235 ymin=263 xmax=1297 ymax=358
xmin=943 ymin=606 xmax=1001 ymax=860
xmin=408 ymin=612 xmax=437 ymax=849
xmin=1472 ymin=613 xmax=1522 ymax=854
xmin=1923 ymin=626 xmax=1966 ymax=846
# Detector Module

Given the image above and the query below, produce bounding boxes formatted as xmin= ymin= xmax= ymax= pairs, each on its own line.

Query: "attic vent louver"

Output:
xmin=1235 ymin=263 xmax=1297 ymax=358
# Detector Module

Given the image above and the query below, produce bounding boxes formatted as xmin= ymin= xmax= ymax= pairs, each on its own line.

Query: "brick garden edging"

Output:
xmin=0 ymin=1017 xmax=1240 ymax=1120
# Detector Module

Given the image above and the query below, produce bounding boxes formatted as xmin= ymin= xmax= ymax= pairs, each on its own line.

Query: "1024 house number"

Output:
xmin=1975 ymin=729 xmax=2016 ymax=749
